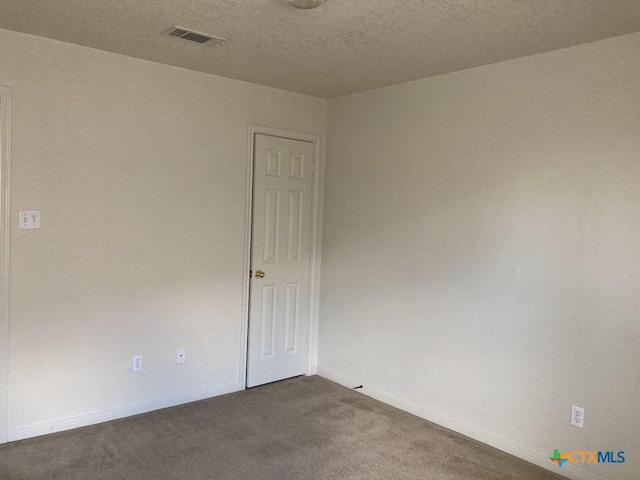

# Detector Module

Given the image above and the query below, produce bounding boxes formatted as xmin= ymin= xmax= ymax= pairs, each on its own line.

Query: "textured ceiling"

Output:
xmin=1 ymin=0 xmax=640 ymax=98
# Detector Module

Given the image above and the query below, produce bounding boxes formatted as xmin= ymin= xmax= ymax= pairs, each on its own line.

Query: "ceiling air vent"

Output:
xmin=162 ymin=26 xmax=226 ymax=47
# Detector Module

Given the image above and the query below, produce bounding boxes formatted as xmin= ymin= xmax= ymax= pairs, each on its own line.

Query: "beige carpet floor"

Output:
xmin=0 ymin=376 xmax=564 ymax=479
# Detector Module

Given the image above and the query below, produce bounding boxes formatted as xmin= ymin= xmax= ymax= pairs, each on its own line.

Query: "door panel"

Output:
xmin=247 ymin=134 xmax=314 ymax=387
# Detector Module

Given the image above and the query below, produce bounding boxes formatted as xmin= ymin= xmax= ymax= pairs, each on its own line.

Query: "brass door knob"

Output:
xmin=255 ymin=270 xmax=265 ymax=279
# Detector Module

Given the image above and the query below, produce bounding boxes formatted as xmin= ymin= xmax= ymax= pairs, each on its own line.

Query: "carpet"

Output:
xmin=0 ymin=375 xmax=564 ymax=479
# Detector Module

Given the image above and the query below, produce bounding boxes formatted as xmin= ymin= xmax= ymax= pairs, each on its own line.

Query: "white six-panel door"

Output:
xmin=247 ymin=134 xmax=315 ymax=388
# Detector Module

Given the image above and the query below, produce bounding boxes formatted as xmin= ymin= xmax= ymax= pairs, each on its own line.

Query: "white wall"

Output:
xmin=0 ymin=28 xmax=326 ymax=439
xmin=319 ymin=33 xmax=640 ymax=480
xmin=2 ymin=22 xmax=639 ymax=480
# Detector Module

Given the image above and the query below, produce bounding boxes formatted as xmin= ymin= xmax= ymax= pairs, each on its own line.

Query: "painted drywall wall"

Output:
xmin=320 ymin=33 xmax=640 ymax=480
xmin=0 ymin=28 xmax=326 ymax=438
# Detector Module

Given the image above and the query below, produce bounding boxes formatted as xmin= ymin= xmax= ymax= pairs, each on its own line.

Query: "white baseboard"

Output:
xmin=8 ymin=381 xmax=241 ymax=442
xmin=317 ymin=368 xmax=606 ymax=480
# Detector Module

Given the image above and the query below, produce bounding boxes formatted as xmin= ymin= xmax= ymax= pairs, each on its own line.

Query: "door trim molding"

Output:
xmin=240 ymin=125 xmax=324 ymax=389
xmin=0 ymin=86 xmax=12 ymax=443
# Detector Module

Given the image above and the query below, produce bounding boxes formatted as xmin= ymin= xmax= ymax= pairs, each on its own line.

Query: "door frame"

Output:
xmin=239 ymin=125 xmax=324 ymax=390
xmin=0 ymin=86 xmax=12 ymax=443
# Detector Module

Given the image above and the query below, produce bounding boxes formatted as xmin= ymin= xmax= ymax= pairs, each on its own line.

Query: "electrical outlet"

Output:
xmin=132 ymin=354 xmax=143 ymax=372
xmin=571 ymin=404 xmax=585 ymax=428
xmin=176 ymin=347 xmax=186 ymax=364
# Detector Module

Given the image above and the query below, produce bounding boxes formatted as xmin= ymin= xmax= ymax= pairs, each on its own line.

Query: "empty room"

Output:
xmin=0 ymin=1 xmax=638 ymax=479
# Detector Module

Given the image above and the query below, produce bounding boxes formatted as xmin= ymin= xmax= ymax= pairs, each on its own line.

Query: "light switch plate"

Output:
xmin=19 ymin=210 xmax=41 ymax=229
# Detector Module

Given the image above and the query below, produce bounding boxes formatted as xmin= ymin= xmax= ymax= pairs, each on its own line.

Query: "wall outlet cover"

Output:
xmin=571 ymin=404 xmax=585 ymax=428
xmin=132 ymin=354 xmax=143 ymax=372
xmin=176 ymin=347 xmax=186 ymax=364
